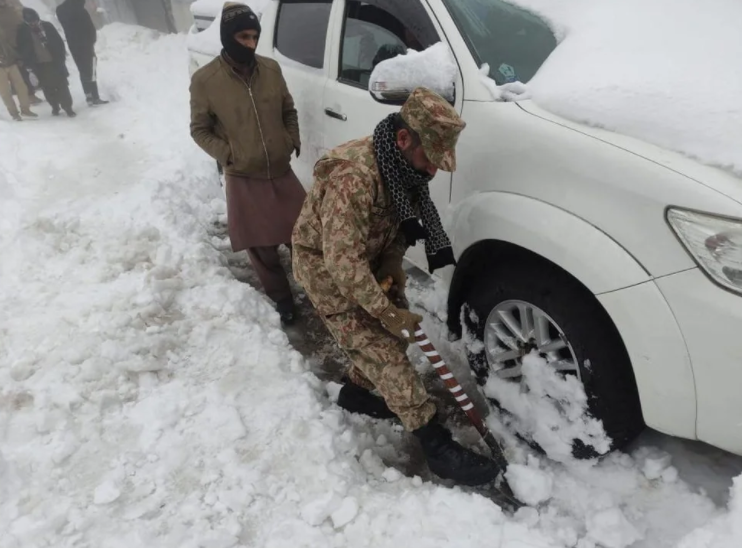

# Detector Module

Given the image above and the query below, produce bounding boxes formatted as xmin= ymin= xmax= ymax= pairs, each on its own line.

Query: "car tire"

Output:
xmin=462 ymin=257 xmax=645 ymax=458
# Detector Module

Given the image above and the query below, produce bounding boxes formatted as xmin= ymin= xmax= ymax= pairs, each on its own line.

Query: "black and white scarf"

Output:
xmin=373 ymin=114 xmax=456 ymax=273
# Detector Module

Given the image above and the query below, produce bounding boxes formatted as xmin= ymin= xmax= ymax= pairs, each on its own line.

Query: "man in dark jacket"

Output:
xmin=17 ymin=8 xmax=76 ymax=117
xmin=56 ymin=0 xmax=108 ymax=106
xmin=190 ymin=2 xmax=305 ymax=325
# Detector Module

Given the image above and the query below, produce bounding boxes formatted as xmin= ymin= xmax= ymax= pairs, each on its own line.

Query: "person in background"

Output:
xmin=0 ymin=27 xmax=35 ymax=120
xmin=0 ymin=0 xmax=42 ymax=104
xmin=16 ymin=7 xmax=76 ymax=117
xmin=189 ymin=3 xmax=305 ymax=325
xmin=56 ymin=0 xmax=108 ymax=106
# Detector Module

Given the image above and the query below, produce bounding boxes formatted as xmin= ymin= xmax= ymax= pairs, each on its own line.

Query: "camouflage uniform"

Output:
xmin=292 ymin=88 xmax=465 ymax=431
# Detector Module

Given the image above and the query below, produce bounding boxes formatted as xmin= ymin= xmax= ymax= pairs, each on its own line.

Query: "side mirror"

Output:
xmin=368 ymin=42 xmax=456 ymax=105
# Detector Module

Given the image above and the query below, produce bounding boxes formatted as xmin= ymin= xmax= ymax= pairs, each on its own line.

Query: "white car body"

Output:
xmin=187 ymin=0 xmax=742 ymax=455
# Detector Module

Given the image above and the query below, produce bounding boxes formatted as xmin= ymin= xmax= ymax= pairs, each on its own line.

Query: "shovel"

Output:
xmin=380 ymin=277 xmax=521 ymax=506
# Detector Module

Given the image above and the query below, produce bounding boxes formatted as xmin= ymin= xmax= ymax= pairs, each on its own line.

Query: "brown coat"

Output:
xmin=0 ymin=5 xmax=22 ymax=63
xmin=189 ymin=53 xmax=300 ymax=180
xmin=292 ymin=137 xmax=406 ymax=317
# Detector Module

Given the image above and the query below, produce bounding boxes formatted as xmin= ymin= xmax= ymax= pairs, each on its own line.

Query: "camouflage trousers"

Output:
xmin=322 ymin=307 xmax=437 ymax=431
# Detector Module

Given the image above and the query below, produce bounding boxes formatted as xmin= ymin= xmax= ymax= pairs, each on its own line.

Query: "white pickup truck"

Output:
xmin=187 ymin=0 xmax=742 ymax=458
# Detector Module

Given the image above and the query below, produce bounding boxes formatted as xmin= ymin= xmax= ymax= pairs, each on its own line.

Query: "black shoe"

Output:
xmin=65 ymin=109 xmax=77 ymax=118
xmin=90 ymin=98 xmax=109 ymax=106
xmin=51 ymin=107 xmax=60 ymax=116
xmin=413 ymin=418 xmax=502 ymax=486
xmin=12 ymin=114 xmax=22 ymax=121
xmin=337 ymin=379 xmax=397 ymax=419
xmin=276 ymin=298 xmax=295 ymax=325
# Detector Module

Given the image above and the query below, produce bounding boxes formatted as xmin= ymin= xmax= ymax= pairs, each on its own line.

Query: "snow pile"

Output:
xmin=369 ymin=42 xmax=457 ymax=101
xmin=676 ymin=476 xmax=742 ymax=547
xmin=483 ymin=353 xmax=611 ymax=463
xmin=506 ymin=0 xmax=742 ymax=177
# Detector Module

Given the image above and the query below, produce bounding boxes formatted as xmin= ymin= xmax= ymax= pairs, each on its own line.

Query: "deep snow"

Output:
xmin=1 ymin=20 xmax=742 ymax=548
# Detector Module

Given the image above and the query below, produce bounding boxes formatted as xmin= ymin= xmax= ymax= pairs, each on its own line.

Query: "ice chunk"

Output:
xmin=507 ymin=463 xmax=554 ymax=506
xmin=585 ymin=508 xmax=642 ymax=548
xmin=331 ymin=497 xmax=359 ymax=529
xmin=93 ymin=481 xmax=121 ymax=505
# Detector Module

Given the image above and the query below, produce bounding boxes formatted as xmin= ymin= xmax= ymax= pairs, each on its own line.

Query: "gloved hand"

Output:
xmin=378 ymin=304 xmax=422 ymax=343
xmin=294 ymin=146 xmax=301 ymax=158
xmin=376 ymin=257 xmax=406 ymax=307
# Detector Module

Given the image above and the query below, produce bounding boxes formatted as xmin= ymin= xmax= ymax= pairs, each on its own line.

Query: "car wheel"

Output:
xmin=462 ymin=257 xmax=645 ymax=459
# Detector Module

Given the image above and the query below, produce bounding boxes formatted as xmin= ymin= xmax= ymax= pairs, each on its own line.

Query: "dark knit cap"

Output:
xmin=220 ymin=2 xmax=261 ymax=41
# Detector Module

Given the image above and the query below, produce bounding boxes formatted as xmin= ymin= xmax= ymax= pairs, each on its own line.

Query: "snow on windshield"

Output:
xmin=505 ymin=0 xmax=742 ymax=178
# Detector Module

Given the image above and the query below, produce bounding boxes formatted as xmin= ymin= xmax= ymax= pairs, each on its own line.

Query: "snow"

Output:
xmin=501 ymin=0 xmax=742 ymax=178
xmin=191 ymin=0 xmax=270 ymax=18
xmin=483 ymin=353 xmax=611 ymax=463
xmin=369 ymin=42 xmax=457 ymax=101
xmin=3 ymin=17 xmax=742 ymax=548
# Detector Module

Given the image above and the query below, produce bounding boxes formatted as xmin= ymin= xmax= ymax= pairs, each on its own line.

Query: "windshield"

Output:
xmin=442 ymin=0 xmax=557 ymax=86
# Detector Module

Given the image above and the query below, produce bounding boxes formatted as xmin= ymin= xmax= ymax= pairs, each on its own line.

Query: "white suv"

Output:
xmin=187 ymin=0 xmax=742 ymax=458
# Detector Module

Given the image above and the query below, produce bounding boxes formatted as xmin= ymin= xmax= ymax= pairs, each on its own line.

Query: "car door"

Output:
xmin=267 ymin=0 xmax=335 ymax=188
xmin=322 ymin=0 xmax=463 ymax=271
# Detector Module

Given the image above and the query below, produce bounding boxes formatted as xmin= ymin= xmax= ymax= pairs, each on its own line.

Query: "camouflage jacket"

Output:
xmin=292 ymin=137 xmax=406 ymax=317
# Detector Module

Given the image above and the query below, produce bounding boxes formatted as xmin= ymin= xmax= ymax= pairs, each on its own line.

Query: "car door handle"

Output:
xmin=324 ymin=108 xmax=347 ymax=121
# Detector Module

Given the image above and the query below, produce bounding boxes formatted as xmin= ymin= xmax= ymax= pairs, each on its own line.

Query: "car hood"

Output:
xmin=517 ymin=99 xmax=742 ymax=208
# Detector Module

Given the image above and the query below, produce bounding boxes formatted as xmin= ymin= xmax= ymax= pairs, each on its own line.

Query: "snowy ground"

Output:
xmin=2 ymin=24 xmax=742 ymax=548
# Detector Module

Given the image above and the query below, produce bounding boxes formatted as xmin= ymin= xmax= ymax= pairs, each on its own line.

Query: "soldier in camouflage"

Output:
xmin=292 ymin=87 xmax=501 ymax=486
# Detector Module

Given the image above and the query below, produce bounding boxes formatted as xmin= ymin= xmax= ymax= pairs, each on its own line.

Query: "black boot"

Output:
xmin=336 ymin=378 xmax=397 ymax=419
xmin=413 ymin=417 xmax=502 ymax=486
xmin=276 ymin=297 xmax=296 ymax=326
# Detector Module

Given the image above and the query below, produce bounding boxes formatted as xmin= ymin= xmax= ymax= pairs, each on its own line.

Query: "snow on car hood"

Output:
xmin=508 ymin=0 xmax=742 ymax=179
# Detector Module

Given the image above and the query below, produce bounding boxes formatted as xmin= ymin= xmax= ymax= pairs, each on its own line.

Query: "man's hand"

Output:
xmin=378 ymin=304 xmax=422 ymax=343
xmin=376 ymin=258 xmax=406 ymax=304
xmin=294 ymin=146 xmax=300 ymax=158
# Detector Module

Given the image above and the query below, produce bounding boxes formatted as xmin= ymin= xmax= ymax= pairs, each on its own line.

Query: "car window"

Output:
xmin=442 ymin=0 xmax=556 ymax=85
xmin=275 ymin=0 xmax=333 ymax=69
xmin=339 ymin=0 xmax=440 ymax=88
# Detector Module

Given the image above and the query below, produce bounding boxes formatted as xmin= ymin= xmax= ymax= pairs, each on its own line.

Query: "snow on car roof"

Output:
xmin=508 ymin=0 xmax=742 ymax=178
xmin=190 ymin=0 xmax=271 ymax=17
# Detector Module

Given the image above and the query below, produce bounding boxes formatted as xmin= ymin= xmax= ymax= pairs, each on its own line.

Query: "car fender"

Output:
xmin=449 ymin=192 xmax=697 ymax=438
xmin=450 ymin=191 xmax=651 ymax=295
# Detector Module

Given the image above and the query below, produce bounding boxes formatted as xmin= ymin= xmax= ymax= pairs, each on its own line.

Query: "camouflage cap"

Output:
xmin=399 ymin=87 xmax=466 ymax=172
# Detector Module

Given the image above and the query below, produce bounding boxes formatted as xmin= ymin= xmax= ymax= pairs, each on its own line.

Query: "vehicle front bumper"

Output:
xmin=657 ymin=268 xmax=742 ymax=456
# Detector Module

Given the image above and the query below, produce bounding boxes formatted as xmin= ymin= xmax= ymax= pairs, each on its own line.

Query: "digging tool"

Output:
xmin=380 ymin=277 xmax=522 ymax=507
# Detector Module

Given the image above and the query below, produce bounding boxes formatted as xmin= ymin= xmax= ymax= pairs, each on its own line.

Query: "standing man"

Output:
xmin=0 ymin=0 xmax=41 ymax=104
xmin=291 ymin=87 xmax=501 ymax=486
xmin=190 ymin=2 xmax=305 ymax=325
xmin=56 ymin=0 xmax=108 ymax=106
xmin=0 ymin=27 xmax=36 ymax=120
xmin=16 ymin=8 xmax=76 ymax=117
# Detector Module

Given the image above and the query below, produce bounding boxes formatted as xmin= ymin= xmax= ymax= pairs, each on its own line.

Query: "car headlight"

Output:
xmin=667 ymin=208 xmax=742 ymax=295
